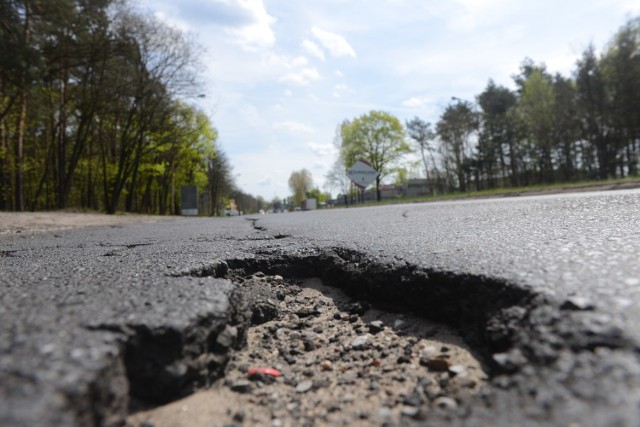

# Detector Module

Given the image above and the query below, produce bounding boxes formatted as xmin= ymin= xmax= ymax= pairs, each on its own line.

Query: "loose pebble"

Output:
xmin=296 ymin=380 xmax=314 ymax=393
xmin=434 ymin=396 xmax=458 ymax=410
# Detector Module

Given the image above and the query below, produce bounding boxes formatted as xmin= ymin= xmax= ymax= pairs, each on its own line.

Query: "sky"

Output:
xmin=136 ymin=0 xmax=640 ymax=201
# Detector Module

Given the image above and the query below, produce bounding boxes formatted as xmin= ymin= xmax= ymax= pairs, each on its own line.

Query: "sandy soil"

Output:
xmin=128 ymin=276 xmax=487 ymax=427
xmin=0 ymin=211 xmax=173 ymax=236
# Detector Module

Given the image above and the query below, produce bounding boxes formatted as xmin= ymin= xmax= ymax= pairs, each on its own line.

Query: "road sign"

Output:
xmin=347 ymin=159 xmax=379 ymax=189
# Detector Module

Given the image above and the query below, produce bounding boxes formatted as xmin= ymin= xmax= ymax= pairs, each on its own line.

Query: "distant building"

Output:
xmin=301 ymin=198 xmax=317 ymax=210
xmin=378 ymin=184 xmax=399 ymax=200
xmin=402 ymin=179 xmax=430 ymax=198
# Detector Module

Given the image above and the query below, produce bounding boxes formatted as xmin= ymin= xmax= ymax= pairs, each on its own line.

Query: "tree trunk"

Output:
xmin=15 ymin=88 xmax=27 ymax=212
xmin=0 ymin=117 xmax=8 ymax=211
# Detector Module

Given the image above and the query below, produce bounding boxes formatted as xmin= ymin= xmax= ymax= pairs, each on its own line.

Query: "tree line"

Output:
xmin=0 ymin=0 xmax=257 ymax=215
xmin=328 ymin=17 xmax=640 ymax=200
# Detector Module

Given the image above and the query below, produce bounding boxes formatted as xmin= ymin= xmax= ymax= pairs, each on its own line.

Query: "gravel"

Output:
xmin=129 ymin=273 xmax=487 ymax=427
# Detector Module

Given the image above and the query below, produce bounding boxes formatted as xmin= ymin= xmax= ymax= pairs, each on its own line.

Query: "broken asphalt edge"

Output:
xmin=4 ymin=227 xmax=640 ymax=426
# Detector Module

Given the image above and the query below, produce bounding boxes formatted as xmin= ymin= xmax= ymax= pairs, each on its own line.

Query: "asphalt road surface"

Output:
xmin=1 ymin=189 xmax=640 ymax=426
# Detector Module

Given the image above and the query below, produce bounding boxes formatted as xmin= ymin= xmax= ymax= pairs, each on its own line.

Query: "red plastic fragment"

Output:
xmin=248 ymin=367 xmax=281 ymax=378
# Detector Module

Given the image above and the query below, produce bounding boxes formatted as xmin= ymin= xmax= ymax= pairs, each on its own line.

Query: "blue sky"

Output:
xmin=137 ymin=0 xmax=639 ymax=201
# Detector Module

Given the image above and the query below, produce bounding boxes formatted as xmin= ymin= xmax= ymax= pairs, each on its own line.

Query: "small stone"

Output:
xmin=295 ymin=308 xmax=320 ymax=318
xmin=232 ymin=410 xmax=246 ymax=422
xmin=216 ymin=325 xmax=238 ymax=349
xmin=393 ymin=319 xmax=406 ymax=329
xmin=296 ymin=380 xmax=314 ymax=393
xmin=350 ymin=334 xmax=372 ymax=350
xmin=230 ymin=380 xmax=252 ymax=393
xmin=561 ymin=296 xmax=594 ymax=311
xmin=457 ymin=377 xmax=477 ymax=388
xmin=252 ymin=301 xmax=279 ymax=325
xmin=377 ymin=407 xmax=393 ymax=420
xmin=285 ymin=356 xmax=296 ymax=365
xmin=492 ymin=349 xmax=526 ymax=373
xmin=434 ymin=396 xmax=458 ymax=410
xmin=423 ymin=357 xmax=450 ymax=372
xmin=421 ymin=346 xmax=437 ymax=358
xmin=348 ymin=302 xmax=370 ymax=315
xmin=320 ymin=360 xmax=333 ymax=371
xmin=401 ymin=406 xmax=420 ymax=418
xmin=397 ymin=355 xmax=411 ymax=364
xmin=314 ymin=378 xmax=331 ymax=389
xmin=302 ymin=339 xmax=316 ymax=351
xmin=368 ymin=320 xmax=384 ymax=334
xmin=402 ymin=394 xmax=422 ymax=407
xmin=448 ymin=364 xmax=466 ymax=376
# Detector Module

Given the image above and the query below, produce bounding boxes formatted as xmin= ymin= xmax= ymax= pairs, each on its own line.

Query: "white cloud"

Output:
xmin=280 ymin=67 xmax=321 ymax=86
xmin=332 ymin=83 xmax=354 ymax=98
xmin=335 ymin=70 xmax=344 ymax=77
xmin=308 ymin=142 xmax=338 ymax=158
xmin=301 ymin=39 xmax=326 ymax=60
xmin=257 ymin=176 xmax=273 ymax=186
xmin=402 ymin=96 xmax=433 ymax=108
xmin=311 ymin=26 xmax=357 ymax=58
xmin=225 ymin=0 xmax=276 ymax=51
xmin=274 ymin=121 xmax=316 ymax=134
xmin=289 ymin=56 xmax=309 ymax=68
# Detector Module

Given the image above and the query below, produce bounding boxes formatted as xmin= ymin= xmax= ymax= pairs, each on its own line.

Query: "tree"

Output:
xmin=601 ymin=17 xmax=640 ymax=177
xmin=436 ymin=100 xmax=478 ymax=192
xmin=288 ymin=168 xmax=313 ymax=206
xmin=102 ymin=7 xmax=202 ymax=213
xmin=575 ymin=44 xmax=612 ymax=179
xmin=477 ymin=80 xmax=518 ymax=187
xmin=406 ymin=117 xmax=438 ymax=194
xmin=519 ymin=68 xmax=556 ymax=183
xmin=552 ymin=74 xmax=580 ymax=181
xmin=339 ymin=111 xmax=410 ymax=201
xmin=324 ymin=158 xmax=351 ymax=204
xmin=206 ymin=150 xmax=233 ymax=216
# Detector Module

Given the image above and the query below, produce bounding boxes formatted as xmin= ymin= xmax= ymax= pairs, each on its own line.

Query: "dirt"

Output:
xmin=128 ymin=275 xmax=487 ymax=427
xmin=0 ymin=211 xmax=173 ymax=236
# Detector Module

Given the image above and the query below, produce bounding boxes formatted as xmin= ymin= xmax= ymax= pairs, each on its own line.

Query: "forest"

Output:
xmin=0 ymin=0 xmax=261 ymax=215
xmin=330 ymin=17 xmax=640 ymax=200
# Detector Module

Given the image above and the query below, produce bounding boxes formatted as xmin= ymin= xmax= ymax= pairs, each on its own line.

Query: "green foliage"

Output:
xmin=0 ymin=0 xmax=234 ymax=213
xmin=339 ymin=110 xmax=410 ymax=200
xmin=288 ymin=169 xmax=313 ymax=206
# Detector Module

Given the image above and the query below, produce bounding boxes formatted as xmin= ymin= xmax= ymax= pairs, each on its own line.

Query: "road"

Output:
xmin=1 ymin=189 xmax=640 ymax=426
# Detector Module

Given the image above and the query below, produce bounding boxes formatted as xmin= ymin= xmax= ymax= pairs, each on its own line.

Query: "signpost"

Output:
xmin=347 ymin=159 xmax=379 ymax=203
xmin=181 ymin=185 xmax=198 ymax=216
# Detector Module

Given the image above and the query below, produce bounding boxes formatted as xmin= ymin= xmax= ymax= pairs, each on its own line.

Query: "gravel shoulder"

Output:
xmin=0 ymin=211 xmax=173 ymax=236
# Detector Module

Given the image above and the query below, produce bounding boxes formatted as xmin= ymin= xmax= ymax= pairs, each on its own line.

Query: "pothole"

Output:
xmin=128 ymin=274 xmax=488 ymax=426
